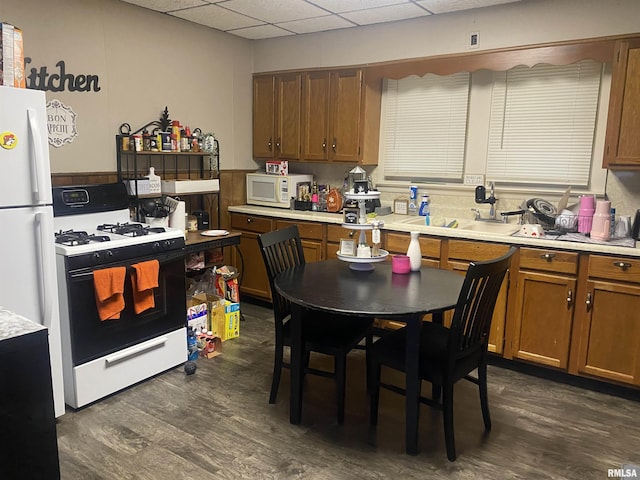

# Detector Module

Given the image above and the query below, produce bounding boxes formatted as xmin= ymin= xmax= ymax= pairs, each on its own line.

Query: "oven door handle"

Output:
xmin=104 ymin=335 xmax=169 ymax=366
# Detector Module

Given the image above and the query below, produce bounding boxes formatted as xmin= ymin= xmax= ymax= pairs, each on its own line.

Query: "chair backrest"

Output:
xmin=448 ymin=247 xmax=516 ymax=357
xmin=257 ymin=225 xmax=306 ymax=323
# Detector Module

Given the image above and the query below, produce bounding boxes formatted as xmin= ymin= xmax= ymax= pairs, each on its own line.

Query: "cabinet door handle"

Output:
xmin=540 ymin=252 xmax=556 ymax=261
xmin=322 ymin=139 xmax=327 ymax=150
xmin=246 ymin=218 xmax=253 ymax=224
xmin=268 ymin=137 xmax=272 ymax=151
xmin=332 ymin=139 xmax=337 ymax=151
xmin=613 ymin=261 xmax=632 ymax=270
xmin=276 ymin=138 xmax=281 ymax=151
xmin=349 ymin=230 xmax=355 ymax=237
xmin=585 ymin=291 xmax=592 ymax=310
xmin=566 ymin=289 xmax=573 ymax=306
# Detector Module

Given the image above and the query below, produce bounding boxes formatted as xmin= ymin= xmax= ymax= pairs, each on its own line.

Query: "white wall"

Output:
xmin=1 ymin=0 xmax=255 ymax=172
xmin=253 ymin=0 xmax=640 ymax=72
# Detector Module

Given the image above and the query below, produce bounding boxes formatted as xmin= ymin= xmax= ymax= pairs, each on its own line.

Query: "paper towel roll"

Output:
xmin=169 ymin=200 xmax=186 ymax=232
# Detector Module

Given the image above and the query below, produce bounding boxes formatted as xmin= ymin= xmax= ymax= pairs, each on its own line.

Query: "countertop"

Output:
xmin=228 ymin=204 xmax=640 ymax=258
xmin=0 ymin=307 xmax=46 ymax=341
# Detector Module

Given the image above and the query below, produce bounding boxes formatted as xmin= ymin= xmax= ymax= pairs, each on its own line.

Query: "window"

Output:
xmin=381 ymin=73 xmax=470 ymax=180
xmin=379 ymin=60 xmax=605 ymax=190
xmin=487 ymin=61 xmax=603 ymax=187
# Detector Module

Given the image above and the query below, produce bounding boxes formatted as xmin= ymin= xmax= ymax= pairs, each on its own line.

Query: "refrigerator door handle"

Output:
xmin=35 ymin=212 xmax=54 ymax=329
xmin=27 ymin=108 xmax=47 ymax=204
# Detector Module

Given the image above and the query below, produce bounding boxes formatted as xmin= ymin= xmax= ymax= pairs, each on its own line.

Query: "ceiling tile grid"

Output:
xmin=119 ymin=0 xmax=524 ymax=39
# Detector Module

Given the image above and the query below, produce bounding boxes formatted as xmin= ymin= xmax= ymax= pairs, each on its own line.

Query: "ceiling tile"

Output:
xmin=341 ymin=2 xmax=430 ymax=26
xmin=308 ymin=0 xmax=409 ymax=14
xmin=230 ymin=24 xmax=296 ymax=39
xmin=171 ymin=4 xmax=265 ymax=30
xmin=122 ymin=0 xmax=207 ymax=13
xmin=277 ymin=15 xmax=355 ymax=35
xmin=416 ymin=0 xmax=521 ymax=14
xmin=221 ymin=0 xmax=329 ymax=23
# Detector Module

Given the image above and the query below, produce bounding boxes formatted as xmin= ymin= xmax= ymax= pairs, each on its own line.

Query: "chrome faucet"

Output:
xmin=474 ymin=182 xmax=497 ymax=221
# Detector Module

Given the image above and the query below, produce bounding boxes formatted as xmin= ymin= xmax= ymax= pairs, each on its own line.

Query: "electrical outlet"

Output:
xmin=469 ymin=31 xmax=479 ymax=49
xmin=464 ymin=174 xmax=484 ymax=186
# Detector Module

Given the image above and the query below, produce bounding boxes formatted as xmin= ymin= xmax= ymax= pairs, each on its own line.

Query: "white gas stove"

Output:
xmin=52 ymin=183 xmax=187 ymax=409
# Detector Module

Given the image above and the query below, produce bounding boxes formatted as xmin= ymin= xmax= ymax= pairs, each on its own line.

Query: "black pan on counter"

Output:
xmin=526 ymin=198 xmax=557 ymax=228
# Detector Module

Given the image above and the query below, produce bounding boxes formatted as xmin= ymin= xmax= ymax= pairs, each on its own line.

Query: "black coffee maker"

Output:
xmin=631 ymin=209 xmax=640 ymax=240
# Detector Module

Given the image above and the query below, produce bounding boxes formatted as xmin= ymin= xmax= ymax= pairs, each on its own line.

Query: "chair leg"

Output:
xmin=369 ymin=362 xmax=381 ymax=427
xmin=478 ymin=361 xmax=492 ymax=431
xmin=365 ymin=332 xmax=373 ymax=394
xmin=432 ymin=384 xmax=442 ymax=401
xmin=336 ymin=355 xmax=347 ymax=425
xmin=442 ymin=382 xmax=457 ymax=462
xmin=269 ymin=343 xmax=284 ymax=404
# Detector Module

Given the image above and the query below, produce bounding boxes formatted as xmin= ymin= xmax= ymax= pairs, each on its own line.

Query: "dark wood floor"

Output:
xmin=56 ymin=302 xmax=640 ymax=479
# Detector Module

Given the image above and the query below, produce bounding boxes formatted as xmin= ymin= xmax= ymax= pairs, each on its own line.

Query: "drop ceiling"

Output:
xmin=119 ymin=0 xmax=524 ymax=40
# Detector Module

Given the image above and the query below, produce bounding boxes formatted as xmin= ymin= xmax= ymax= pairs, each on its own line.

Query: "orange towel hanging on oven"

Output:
xmin=131 ymin=259 xmax=160 ymax=314
xmin=93 ymin=267 xmax=127 ymax=321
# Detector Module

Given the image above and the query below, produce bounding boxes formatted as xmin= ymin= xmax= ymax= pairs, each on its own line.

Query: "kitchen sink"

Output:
xmin=394 ymin=215 xmax=520 ymax=235
xmin=456 ymin=221 xmax=521 ymax=235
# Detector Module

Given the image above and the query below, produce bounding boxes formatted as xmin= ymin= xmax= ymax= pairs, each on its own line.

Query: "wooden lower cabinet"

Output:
xmin=445 ymin=240 xmax=511 ymax=355
xmin=230 ymin=213 xmax=273 ymax=301
xmin=275 ymin=220 xmax=324 ymax=262
xmin=570 ymin=255 xmax=640 ymax=386
xmin=384 ymin=232 xmax=441 ymax=268
xmin=506 ymin=248 xmax=578 ymax=369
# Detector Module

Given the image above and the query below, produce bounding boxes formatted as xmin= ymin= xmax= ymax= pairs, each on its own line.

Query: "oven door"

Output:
xmin=63 ymin=248 xmax=186 ymax=366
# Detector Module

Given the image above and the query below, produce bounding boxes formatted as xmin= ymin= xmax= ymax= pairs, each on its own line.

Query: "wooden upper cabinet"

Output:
xmin=302 ymin=71 xmax=331 ymax=161
xmin=603 ymin=38 xmax=640 ymax=169
xmin=253 ymin=75 xmax=275 ymax=159
xmin=253 ymin=73 xmax=301 ymax=160
xmin=302 ymin=69 xmax=364 ymax=163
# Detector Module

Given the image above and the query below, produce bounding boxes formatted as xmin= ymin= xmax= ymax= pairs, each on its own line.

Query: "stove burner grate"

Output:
xmin=55 ymin=230 xmax=111 ymax=246
xmin=97 ymin=223 xmax=166 ymax=236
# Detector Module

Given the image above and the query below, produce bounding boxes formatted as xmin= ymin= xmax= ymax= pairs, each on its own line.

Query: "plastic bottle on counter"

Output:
xmin=408 ymin=185 xmax=418 ymax=216
xmin=610 ymin=207 xmax=616 ymax=238
xmin=419 ymin=194 xmax=430 ymax=225
xmin=311 ymin=182 xmax=319 ymax=211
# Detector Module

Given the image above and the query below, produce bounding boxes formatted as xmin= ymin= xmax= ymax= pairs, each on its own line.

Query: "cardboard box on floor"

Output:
xmin=193 ymin=293 xmax=239 ymax=342
xmin=223 ymin=301 xmax=240 ymax=341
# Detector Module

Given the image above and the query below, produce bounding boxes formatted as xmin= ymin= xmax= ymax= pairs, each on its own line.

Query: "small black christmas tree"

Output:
xmin=159 ymin=107 xmax=171 ymax=132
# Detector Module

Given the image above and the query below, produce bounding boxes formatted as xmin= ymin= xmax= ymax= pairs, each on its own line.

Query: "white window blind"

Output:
xmin=487 ymin=61 xmax=602 ymax=187
xmin=382 ymin=73 xmax=470 ymax=180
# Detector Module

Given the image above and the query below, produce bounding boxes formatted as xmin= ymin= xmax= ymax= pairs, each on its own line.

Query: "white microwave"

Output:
xmin=246 ymin=173 xmax=314 ymax=209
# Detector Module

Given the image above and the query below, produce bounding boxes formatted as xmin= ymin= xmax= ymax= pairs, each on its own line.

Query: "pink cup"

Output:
xmin=392 ymin=255 xmax=411 ymax=274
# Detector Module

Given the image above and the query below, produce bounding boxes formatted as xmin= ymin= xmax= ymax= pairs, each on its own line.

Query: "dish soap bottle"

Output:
xmin=406 ymin=231 xmax=422 ymax=271
xmin=419 ymin=194 xmax=430 ymax=226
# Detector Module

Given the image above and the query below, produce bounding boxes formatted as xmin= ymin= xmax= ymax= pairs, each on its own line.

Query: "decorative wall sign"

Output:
xmin=25 ymin=58 xmax=101 ymax=92
xmin=46 ymin=99 xmax=78 ymax=147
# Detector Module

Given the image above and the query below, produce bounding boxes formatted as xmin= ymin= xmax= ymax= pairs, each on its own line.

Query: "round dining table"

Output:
xmin=274 ymin=259 xmax=465 ymax=455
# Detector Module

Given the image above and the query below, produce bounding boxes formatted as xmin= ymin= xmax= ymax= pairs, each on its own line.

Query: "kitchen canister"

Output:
xmin=577 ymin=195 xmax=596 ymax=234
xmin=406 ymin=231 xmax=422 ymax=271
xmin=590 ymin=200 xmax=612 ymax=240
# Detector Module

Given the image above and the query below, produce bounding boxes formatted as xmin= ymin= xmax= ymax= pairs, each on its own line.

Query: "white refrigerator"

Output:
xmin=0 ymin=85 xmax=65 ymax=417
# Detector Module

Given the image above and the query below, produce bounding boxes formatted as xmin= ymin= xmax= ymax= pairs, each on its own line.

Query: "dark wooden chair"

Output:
xmin=369 ymin=247 xmax=516 ymax=461
xmin=258 ymin=225 xmax=373 ymax=424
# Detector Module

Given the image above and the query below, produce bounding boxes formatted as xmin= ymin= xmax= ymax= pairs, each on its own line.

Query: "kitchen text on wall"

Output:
xmin=25 ymin=58 xmax=101 ymax=92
